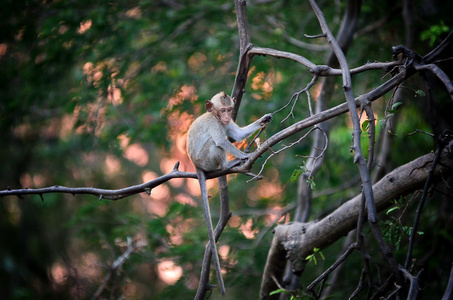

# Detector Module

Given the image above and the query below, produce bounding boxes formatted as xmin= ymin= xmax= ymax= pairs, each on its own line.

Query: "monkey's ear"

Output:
xmin=231 ymin=97 xmax=236 ymax=104
xmin=205 ymin=100 xmax=213 ymax=112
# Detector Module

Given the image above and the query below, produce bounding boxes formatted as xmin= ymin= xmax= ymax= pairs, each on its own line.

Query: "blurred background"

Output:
xmin=1 ymin=0 xmax=452 ymax=299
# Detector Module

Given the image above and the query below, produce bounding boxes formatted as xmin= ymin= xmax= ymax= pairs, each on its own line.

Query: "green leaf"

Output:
xmin=387 ymin=102 xmax=402 ymax=114
xmin=270 ymin=289 xmax=289 ymax=296
xmin=415 ymin=90 xmax=426 ymax=97
xmin=386 ymin=206 xmax=399 ymax=215
xmin=391 ymin=102 xmax=403 ymax=111
xmin=361 ymin=120 xmax=370 ymax=132
xmin=291 ymin=168 xmax=302 ymax=182
xmin=307 ymin=177 xmax=316 ymax=190
xmin=306 ymin=247 xmax=324 ymax=265
xmin=378 ymin=118 xmax=387 ymax=128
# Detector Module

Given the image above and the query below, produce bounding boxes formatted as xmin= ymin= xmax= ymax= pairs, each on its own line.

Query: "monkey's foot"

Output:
xmin=225 ymin=158 xmax=243 ymax=169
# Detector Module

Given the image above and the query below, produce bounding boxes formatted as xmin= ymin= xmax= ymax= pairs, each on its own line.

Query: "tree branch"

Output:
xmin=309 ymin=0 xmax=401 ymax=285
xmin=0 ymin=162 xmax=247 ymax=201
xmin=260 ymin=140 xmax=453 ymax=299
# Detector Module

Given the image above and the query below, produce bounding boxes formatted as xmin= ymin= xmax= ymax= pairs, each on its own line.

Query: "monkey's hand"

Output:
xmin=259 ymin=113 xmax=273 ymax=127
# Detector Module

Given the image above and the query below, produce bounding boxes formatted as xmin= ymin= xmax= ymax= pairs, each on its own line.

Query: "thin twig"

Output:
xmin=306 ymin=242 xmax=358 ymax=292
xmin=404 ymin=131 xmax=449 ymax=268
xmin=92 ymin=237 xmax=147 ymax=300
xmin=246 ymin=126 xmax=320 ymax=182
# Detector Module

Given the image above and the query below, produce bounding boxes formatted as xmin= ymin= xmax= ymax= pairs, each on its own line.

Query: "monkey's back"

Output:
xmin=187 ymin=112 xmax=227 ymax=171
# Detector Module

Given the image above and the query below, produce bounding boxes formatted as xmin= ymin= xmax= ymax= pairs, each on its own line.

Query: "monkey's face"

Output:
xmin=216 ymin=105 xmax=234 ymax=125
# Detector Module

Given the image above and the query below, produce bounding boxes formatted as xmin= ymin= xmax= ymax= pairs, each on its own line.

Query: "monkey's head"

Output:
xmin=206 ymin=92 xmax=236 ymax=126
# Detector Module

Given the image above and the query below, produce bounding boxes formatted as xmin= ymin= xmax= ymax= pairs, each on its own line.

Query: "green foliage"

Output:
xmin=306 ymin=247 xmax=325 ymax=266
xmin=421 ymin=21 xmax=451 ymax=46
xmin=270 ymin=288 xmax=297 ymax=299
xmin=378 ymin=101 xmax=403 ymax=131
xmin=381 ymin=198 xmax=425 ymax=251
xmin=270 ymin=288 xmax=312 ymax=299
xmin=291 ymin=162 xmax=316 ymax=189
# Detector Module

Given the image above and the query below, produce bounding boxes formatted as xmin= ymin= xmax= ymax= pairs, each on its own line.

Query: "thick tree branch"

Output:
xmin=260 ymin=141 xmax=453 ymax=299
xmin=231 ymin=0 xmax=254 ymax=119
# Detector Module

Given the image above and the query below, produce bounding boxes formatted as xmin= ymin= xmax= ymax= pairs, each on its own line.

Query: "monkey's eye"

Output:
xmin=219 ymin=108 xmax=233 ymax=114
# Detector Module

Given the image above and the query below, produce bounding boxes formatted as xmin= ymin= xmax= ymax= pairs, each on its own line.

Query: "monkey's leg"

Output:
xmin=196 ymin=169 xmax=226 ymax=295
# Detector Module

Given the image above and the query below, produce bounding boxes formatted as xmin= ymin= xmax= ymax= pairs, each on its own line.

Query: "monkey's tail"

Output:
xmin=196 ymin=169 xmax=226 ymax=296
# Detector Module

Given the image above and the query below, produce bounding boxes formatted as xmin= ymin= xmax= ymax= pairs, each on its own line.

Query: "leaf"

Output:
xmin=386 ymin=206 xmax=399 ymax=215
xmin=306 ymin=247 xmax=324 ymax=265
xmin=300 ymin=162 xmax=308 ymax=173
xmin=270 ymin=289 xmax=289 ymax=296
xmin=391 ymin=102 xmax=403 ymax=111
xmin=291 ymin=168 xmax=302 ymax=182
xmin=415 ymin=90 xmax=426 ymax=97
xmin=308 ymin=178 xmax=316 ymax=190
xmin=361 ymin=120 xmax=370 ymax=132
xmin=378 ymin=118 xmax=387 ymax=128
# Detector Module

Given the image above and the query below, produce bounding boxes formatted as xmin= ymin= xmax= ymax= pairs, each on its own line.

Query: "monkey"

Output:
xmin=187 ymin=91 xmax=272 ymax=295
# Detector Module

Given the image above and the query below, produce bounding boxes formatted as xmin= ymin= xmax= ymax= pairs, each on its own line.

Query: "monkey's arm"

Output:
xmin=215 ymin=136 xmax=250 ymax=159
xmin=227 ymin=113 xmax=272 ymax=141
xmin=202 ymin=120 xmax=250 ymax=160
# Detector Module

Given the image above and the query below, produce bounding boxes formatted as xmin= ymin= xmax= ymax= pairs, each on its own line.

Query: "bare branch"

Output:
xmin=414 ymin=63 xmax=453 ymax=99
xmin=0 ymin=162 xmax=194 ymax=200
xmin=399 ymin=267 xmax=423 ymax=300
xmin=246 ymin=126 xmax=319 ymax=182
xmin=0 ymin=162 xmax=249 ymax=201
xmin=309 ymin=0 xmax=401 ymax=285
xmin=404 ymin=130 xmax=452 ymax=268
xmin=422 ymin=31 xmax=453 ymax=64
xmin=235 ymin=69 xmax=407 ymax=175
xmin=248 ymin=47 xmax=401 ymax=77
xmin=265 ymin=15 xmax=330 ymax=51
xmin=276 ymin=75 xmax=320 ymax=125
xmin=231 ymin=0 xmax=254 ymax=119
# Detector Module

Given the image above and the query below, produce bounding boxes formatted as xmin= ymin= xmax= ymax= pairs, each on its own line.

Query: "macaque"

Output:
xmin=187 ymin=91 xmax=272 ymax=295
